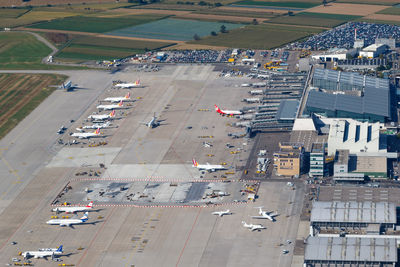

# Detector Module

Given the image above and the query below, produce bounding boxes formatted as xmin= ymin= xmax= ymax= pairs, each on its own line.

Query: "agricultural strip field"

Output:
xmin=0 ymin=0 xmax=131 ymax=7
xmin=106 ymin=18 xmax=244 ymax=41
xmin=231 ymin=1 xmax=319 ymax=9
xmin=190 ymin=23 xmax=322 ymax=49
xmin=0 ymin=32 xmax=50 ymax=69
xmin=56 ymin=36 xmax=175 ymax=61
xmin=335 ymin=0 xmax=399 ymax=5
xmin=304 ymin=3 xmax=389 ymax=16
xmin=363 ymin=13 xmax=400 ymax=22
xmin=265 ymin=12 xmax=362 ymax=27
xmin=357 ymin=18 xmax=400 ymax=26
xmin=27 ymin=14 xmax=167 ymax=33
xmin=0 ymin=73 xmax=66 ymax=139
xmin=377 ymin=7 xmax=400 ymax=16
xmin=193 ymin=8 xmax=280 ymax=18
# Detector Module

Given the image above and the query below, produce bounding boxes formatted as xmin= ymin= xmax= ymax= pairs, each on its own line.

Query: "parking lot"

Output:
xmin=287 ymin=22 xmax=400 ymax=50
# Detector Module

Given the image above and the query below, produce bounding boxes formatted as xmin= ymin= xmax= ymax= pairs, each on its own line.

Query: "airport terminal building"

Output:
xmin=305 ymin=69 xmax=391 ymax=122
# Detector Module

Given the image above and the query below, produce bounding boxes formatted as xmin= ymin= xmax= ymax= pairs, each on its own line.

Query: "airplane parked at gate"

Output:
xmin=88 ymin=110 xmax=116 ymax=121
xmin=21 ymin=245 xmax=63 ymax=260
xmin=52 ymin=201 xmax=93 ymax=214
xmin=114 ymin=80 xmax=142 ymax=88
xmin=242 ymin=221 xmax=266 ymax=231
xmin=103 ymin=92 xmax=131 ymax=103
xmin=97 ymin=100 xmax=123 ymax=111
xmin=212 ymin=210 xmax=232 ymax=217
xmin=71 ymin=128 xmax=101 ymax=139
xmin=251 ymin=207 xmax=279 ymax=222
xmin=46 ymin=212 xmax=89 ymax=227
xmin=215 ymin=105 xmax=242 ymax=116
xmin=141 ymin=113 xmax=164 ymax=128
xmin=77 ymin=121 xmax=111 ymax=131
xmin=192 ymin=159 xmax=226 ymax=172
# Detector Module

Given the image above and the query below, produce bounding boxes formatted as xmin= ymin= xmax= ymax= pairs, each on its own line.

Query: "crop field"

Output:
xmin=377 ymin=7 xmax=400 ymax=16
xmin=231 ymin=1 xmax=319 ymax=9
xmin=28 ymin=14 xmax=167 ymax=33
xmin=0 ymin=74 xmax=66 ymax=139
xmin=0 ymin=0 xmax=129 ymax=7
xmin=0 ymin=32 xmax=51 ymax=69
xmin=190 ymin=23 xmax=321 ymax=49
xmin=266 ymin=12 xmax=361 ymax=27
xmin=107 ymin=18 xmax=244 ymax=41
xmin=56 ymin=36 xmax=175 ymax=61
xmin=358 ymin=17 xmax=400 ymax=26
xmin=364 ymin=13 xmax=400 ymax=22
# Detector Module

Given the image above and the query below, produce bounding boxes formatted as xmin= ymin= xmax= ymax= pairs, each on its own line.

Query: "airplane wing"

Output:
xmin=251 ymin=216 xmax=267 ymax=219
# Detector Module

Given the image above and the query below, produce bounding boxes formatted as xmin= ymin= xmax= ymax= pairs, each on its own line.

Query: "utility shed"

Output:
xmin=310 ymin=201 xmax=396 ymax=229
xmin=304 ymin=236 xmax=397 ymax=267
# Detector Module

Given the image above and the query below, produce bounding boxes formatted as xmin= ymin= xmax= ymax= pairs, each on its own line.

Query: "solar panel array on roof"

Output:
xmin=310 ymin=201 xmax=396 ymax=224
xmin=305 ymin=237 xmax=397 ymax=263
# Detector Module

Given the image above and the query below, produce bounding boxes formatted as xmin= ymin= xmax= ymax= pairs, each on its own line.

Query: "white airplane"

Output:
xmin=203 ymin=142 xmax=213 ymax=148
xmin=21 ymin=245 xmax=63 ymax=259
xmin=52 ymin=201 xmax=93 ymax=214
xmin=71 ymin=128 xmax=101 ymax=139
xmin=88 ymin=110 xmax=116 ymax=121
xmin=242 ymin=221 xmax=266 ymax=231
xmin=114 ymin=79 xmax=141 ymax=88
xmin=104 ymin=92 xmax=131 ymax=103
xmin=212 ymin=209 xmax=232 ymax=217
xmin=46 ymin=212 xmax=89 ymax=227
xmin=215 ymin=104 xmax=242 ymax=116
xmin=192 ymin=159 xmax=226 ymax=172
xmin=96 ymin=100 xmax=123 ymax=111
xmin=77 ymin=121 xmax=111 ymax=131
xmin=251 ymin=207 xmax=279 ymax=222
xmin=141 ymin=113 xmax=163 ymax=128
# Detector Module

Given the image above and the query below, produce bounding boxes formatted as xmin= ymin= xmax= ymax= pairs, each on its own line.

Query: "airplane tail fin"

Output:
xmin=81 ymin=212 xmax=89 ymax=220
xmin=214 ymin=104 xmax=222 ymax=114
xmin=56 ymin=245 xmax=63 ymax=252
xmin=135 ymin=79 xmax=140 ymax=85
xmin=192 ymin=159 xmax=198 ymax=167
xmin=126 ymin=92 xmax=130 ymax=99
xmin=86 ymin=201 xmax=93 ymax=208
xmin=118 ymin=100 xmax=123 ymax=107
xmin=95 ymin=128 xmax=100 ymax=135
xmin=110 ymin=110 xmax=116 ymax=117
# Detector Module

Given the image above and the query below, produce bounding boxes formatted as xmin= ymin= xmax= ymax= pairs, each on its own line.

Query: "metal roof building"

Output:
xmin=311 ymin=201 xmax=396 ymax=229
xmin=275 ymin=100 xmax=299 ymax=122
xmin=306 ymin=69 xmax=391 ymax=122
xmin=304 ymin=236 xmax=397 ymax=267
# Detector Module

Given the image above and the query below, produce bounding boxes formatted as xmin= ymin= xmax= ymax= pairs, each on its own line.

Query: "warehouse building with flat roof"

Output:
xmin=310 ymin=201 xmax=396 ymax=232
xmin=304 ymin=236 xmax=397 ymax=267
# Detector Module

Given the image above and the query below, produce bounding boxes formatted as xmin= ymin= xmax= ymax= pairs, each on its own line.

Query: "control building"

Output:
xmin=309 ymin=143 xmax=327 ymax=177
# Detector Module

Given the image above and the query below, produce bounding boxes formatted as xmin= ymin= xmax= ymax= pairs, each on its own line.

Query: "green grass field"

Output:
xmin=190 ymin=23 xmax=321 ymax=49
xmin=0 ymin=74 xmax=66 ymax=139
xmin=377 ymin=7 xmax=400 ymax=16
xmin=358 ymin=18 xmax=400 ymax=26
xmin=266 ymin=12 xmax=361 ymax=27
xmin=28 ymin=14 xmax=167 ymax=33
xmin=56 ymin=36 xmax=175 ymax=61
xmin=0 ymin=32 xmax=51 ymax=69
xmin=231 ymin=1 xmax=319 ymax=8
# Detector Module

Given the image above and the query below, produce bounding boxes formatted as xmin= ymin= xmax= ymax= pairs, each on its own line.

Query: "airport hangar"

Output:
xmin=305 ymin=68 xmax=391 ymax=123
